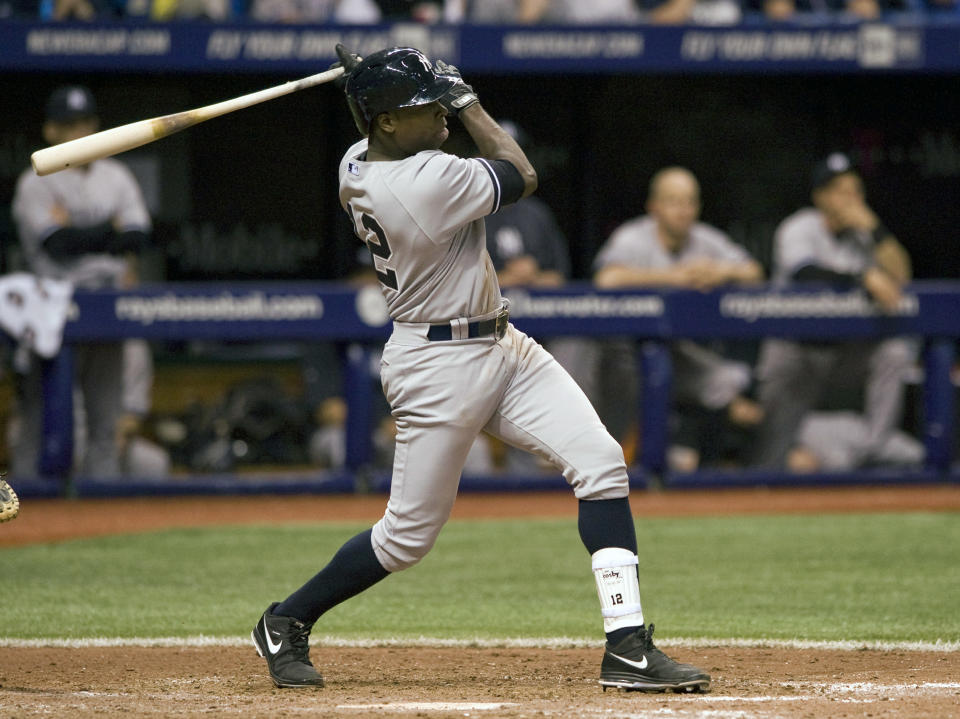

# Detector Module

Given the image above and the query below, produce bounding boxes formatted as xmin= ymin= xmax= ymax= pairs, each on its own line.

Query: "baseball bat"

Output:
xmin=31 ymin=66 xmax=345 ymax=176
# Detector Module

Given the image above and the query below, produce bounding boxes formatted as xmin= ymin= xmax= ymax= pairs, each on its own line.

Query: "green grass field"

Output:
xmin=2 ymin=512 xmax=958 ymax=643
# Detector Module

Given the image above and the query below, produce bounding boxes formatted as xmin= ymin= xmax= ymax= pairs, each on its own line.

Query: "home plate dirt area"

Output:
xmin=2 ymin=645 xmax=958 ymax=718
xmin=2 ymin=485 xmax=959 ymax=718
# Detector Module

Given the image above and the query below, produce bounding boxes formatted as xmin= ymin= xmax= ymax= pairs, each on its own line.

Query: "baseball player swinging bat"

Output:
xmin=31 ymin=65 xmax=347 ymax=176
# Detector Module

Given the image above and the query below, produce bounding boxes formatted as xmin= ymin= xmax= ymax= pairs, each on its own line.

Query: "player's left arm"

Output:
xmin=708 ymin=258 xmax=764 ymax=286
xmin=687 ymin=230 xmax=764 ymax=288
xmin=873 ymin=235 xmax=912 ymax=285
xmin=459 ymin=106 xmax=537 ymax=201
xmin=839 ymin=199 xmax=911 ymax=284
xmin=434 ymin=60 xmax=537 ymax=202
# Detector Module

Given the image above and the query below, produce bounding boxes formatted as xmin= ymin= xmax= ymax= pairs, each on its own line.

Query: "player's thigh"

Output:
xmin=484 ymin=328 xmax=627 ymax=500
xmin=374 ymin=341 xmax=507 ymax=571
xmin=756 ymin=339 xmax=834 ymax=396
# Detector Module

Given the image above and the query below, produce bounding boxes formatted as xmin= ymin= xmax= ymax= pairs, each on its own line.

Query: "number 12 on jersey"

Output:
xmin=349 ymin=204 xmax=399 ymax=291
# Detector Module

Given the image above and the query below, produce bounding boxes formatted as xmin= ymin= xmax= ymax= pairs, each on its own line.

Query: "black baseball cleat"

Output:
xmin=0 ymin=478 xmax=20 ymax=523
xmin=599 ymin=624 xmax=710 ymax=693
xmin=252 ymin=603 xmax=324 ymax=688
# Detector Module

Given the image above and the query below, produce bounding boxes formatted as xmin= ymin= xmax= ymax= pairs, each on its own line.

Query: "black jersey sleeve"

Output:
xmin=477 ymin=159 xmax=526 ymax=213
xmin=42 ymin=222 xmax=116 ymax=260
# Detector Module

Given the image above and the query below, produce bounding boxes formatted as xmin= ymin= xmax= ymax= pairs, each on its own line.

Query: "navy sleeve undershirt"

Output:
xmin=479 ymin=159 xmax=526 ymax=213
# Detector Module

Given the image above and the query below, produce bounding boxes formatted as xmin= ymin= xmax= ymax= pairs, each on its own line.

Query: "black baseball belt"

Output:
xmin=426 ymin=306 xmax=509 ymax=342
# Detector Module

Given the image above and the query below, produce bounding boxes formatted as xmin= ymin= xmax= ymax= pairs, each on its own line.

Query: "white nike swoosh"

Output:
xmin=263 ymin=618 xmax=283 ymax=654
xmin=609 ymin=652 xmax=648 ymax=670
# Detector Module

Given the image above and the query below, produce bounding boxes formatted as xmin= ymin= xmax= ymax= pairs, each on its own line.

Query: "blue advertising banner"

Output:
xmin=1 ymin=20 xmax=958 ymax=74
xmin=60 ymin=281 xmax=960 ymax=342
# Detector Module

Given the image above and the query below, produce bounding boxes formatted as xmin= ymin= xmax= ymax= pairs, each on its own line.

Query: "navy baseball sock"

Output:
xmin=578 ymin=498 xmax=637 ymax=555
xmin=578 ymin=498 xmax=642 ymax=645
xmin=274 ymin=528 xmax=389 ymax=625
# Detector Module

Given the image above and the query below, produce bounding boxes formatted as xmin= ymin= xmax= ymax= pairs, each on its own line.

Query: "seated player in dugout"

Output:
xmin=750 ymin=152 xmax=918 ymax=471
xmin=251 ymin=45 xmax=710 ymax=694
xmin=593 ymin=167 xmax=766 ymax=472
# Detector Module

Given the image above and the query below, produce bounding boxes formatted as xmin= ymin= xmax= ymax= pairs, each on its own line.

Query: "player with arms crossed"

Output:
xmin=252 ymin=45 xmax=710 ymax=694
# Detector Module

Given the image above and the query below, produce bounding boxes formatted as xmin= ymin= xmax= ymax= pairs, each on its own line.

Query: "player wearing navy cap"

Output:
xmin=750 ymin=152 xmax=916 ymax=470
xmin=11 ymin=86 xmax=152 ymax=479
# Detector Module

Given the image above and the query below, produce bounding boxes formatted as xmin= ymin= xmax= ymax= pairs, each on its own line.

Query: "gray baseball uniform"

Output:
xmin=253 ymin=48 xmax=710 ymax=693
xmin=13 ymin=159 xmax=151 ymax=289
xmin=769 ymin=208 xmax=873 ymax=285
xmin=751 ymin=207 xmax=917 ymax=469
xmin=339 ymin=138 xmax=628 ymax=572
xmin=594 ymin=215 xmax=754 ymax=410
xmin=10 ymin=159 xmax=151 ymax=478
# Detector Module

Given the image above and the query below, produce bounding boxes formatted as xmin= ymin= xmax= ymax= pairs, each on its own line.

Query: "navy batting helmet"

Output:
xmin=344 ymin=47 xmax=457 ymax=136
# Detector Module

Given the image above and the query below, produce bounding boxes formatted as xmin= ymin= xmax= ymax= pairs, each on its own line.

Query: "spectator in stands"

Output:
xmin=249 ymin=0 xmax=379 ymax=22
xmin=744 ymin=0 xmax=910 ymax=19
xmin=593 ymin=166 xmax=765 ymax=472
xmin=749 ymin=152 xmax=921 ymax=472
xmin=756 ymin=0 xmax=798 ymax=20
xmin=639 ymin=0 xmax=741 ymax=24
xmin=43 ymin=0 xmax=120 ymax=20
xmin=444 ymin=0 xmax=643 ymax=23
xmin=372 ymin=0 xmax=442 ymax=21
xmin=142 ymin=0 xmax=232 ymax=21
xmin=742 ymin=0 xmax=822 ymax=21
xmin=10 ymin=85 xmax=152 ymax=480
xmin=829 ymin=0 xmax=911 ymax=19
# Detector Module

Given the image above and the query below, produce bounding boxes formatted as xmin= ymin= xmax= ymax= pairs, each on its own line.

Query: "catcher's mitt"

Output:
xmin=0 ymin=478 xmax=19 ymax=522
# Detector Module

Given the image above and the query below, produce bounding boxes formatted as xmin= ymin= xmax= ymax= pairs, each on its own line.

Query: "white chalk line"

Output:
xmin=1 ymin=635 xmax=958 ymax=652
xmin=782 ymin=680 xmax=960 ymax=693
xmin=8 ymin=683 xmax=958 ymax=717
xmin=336 ymin=702 xmax=518 ymax=711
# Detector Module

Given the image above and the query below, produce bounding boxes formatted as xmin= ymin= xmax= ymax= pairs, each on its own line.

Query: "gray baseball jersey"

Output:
xmin=593 ymin=215 xmax=752 ymax=272
xmin=594 ymin=215 xmax=754 ymax=410
xmin=771 ymin=207 xmax=875 ymax=285
xmin=339 ymin=138 xmax=503 ymax=323
xmin=338 ymin=138 xmax=628 ymax=573
xmin=12 ymin=159 xmax=151 ymax=289
xmin=752 ymin=206 xmax=914 ymax=469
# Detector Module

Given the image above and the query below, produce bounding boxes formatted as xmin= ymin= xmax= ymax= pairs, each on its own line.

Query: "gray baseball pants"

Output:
xmin=750 ymin=337 xmax=916 ymax=469
xmin=11 ymin=342 xmax=124 ymax=478
xmin=372 ymin=321 xmax=629 ymax=572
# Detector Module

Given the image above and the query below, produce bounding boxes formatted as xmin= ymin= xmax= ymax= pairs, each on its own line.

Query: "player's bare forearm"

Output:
xmin=459 ymin=105 xmax=537 ymax=197
xmin=728 ymin=260 xmax=765 ymax=285
xmin=594 ymin=264 xmax=686 ymax=289
xmin=874 ymin=237 xmax=912 ymax=284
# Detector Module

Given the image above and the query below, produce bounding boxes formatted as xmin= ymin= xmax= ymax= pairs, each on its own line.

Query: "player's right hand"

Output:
xmin=435 ymin=60 xmax=479 ymax=116
xmin=836 ymin=199 xmax=879 ymax=233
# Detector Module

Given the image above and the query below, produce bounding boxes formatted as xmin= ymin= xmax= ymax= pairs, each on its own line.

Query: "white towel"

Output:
xmin=0 ymin=272 xmax=74 ymax=359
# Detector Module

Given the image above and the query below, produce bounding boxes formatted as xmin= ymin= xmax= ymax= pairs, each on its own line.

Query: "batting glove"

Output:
xmin=435 ymin=60 xmax=479 ymax=117
xmin=329 ymin=43 xmax=361 ymax=91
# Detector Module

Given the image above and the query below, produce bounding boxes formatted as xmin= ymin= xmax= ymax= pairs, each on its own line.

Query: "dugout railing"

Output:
xmin=9 ymin=280 xmax=958 ymax=497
